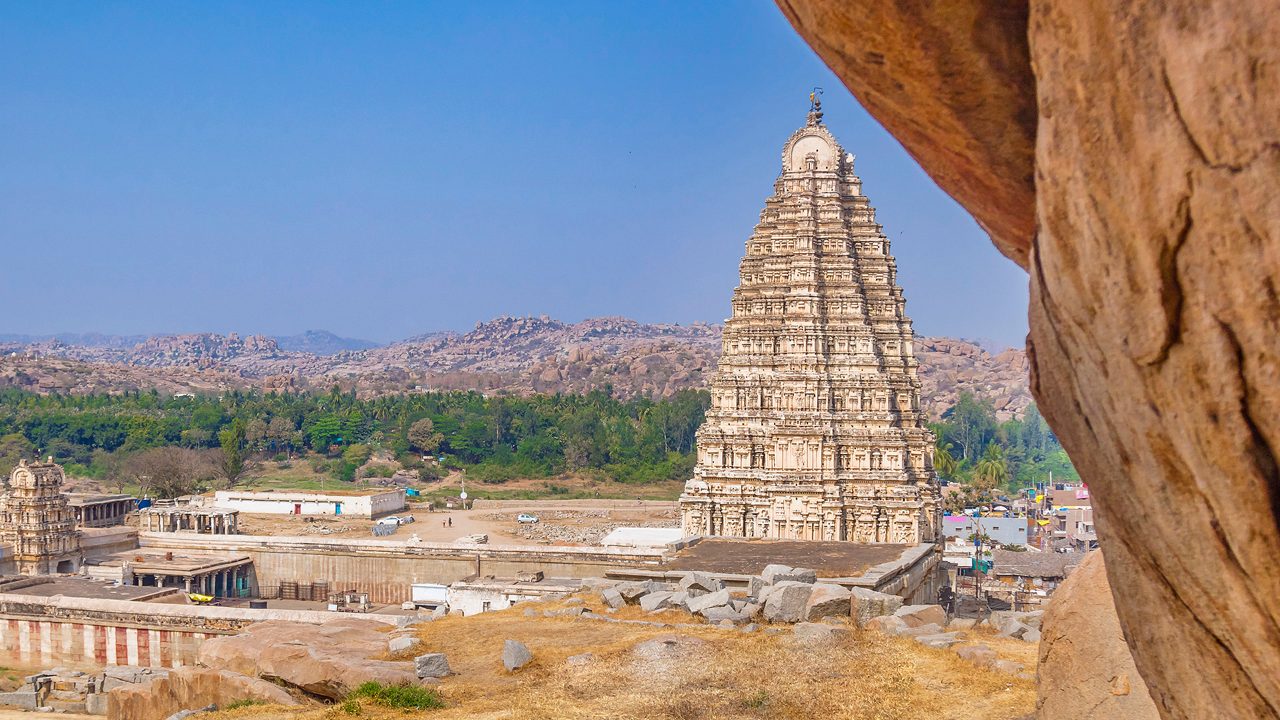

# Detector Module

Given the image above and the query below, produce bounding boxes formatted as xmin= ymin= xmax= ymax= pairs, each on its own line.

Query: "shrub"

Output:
xmin=339 ymin=699 xmax=362 ymax=715
xmin=348 ymin=681 xmax=444 ymax=710
xmin=224 ymin=698 xmax=265 ymax=710
xmin=331 ymin=460 xmax=358 ymax=483
xmin=361 ymin=464 xmax=396 ymax=478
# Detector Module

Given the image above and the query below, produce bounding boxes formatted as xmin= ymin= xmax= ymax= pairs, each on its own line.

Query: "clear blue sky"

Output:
xmin=0 ymin=2 xmax=1028 ymax=348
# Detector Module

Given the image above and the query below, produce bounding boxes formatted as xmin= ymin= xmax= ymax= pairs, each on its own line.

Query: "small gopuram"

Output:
xmin=0 ymin=459 xmax=83 ymax=574
xmin=680 ymin=96 xmax=941 ymax=544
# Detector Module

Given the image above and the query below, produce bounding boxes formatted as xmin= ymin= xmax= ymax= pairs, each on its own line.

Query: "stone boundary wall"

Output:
xmin=139 ymin=533 xmax=667 ymax=604
xmin=0 ymin=593 xmax=399 ymax=670
xmin=0 ymin=544 xmax=15 ymax=576
xmin=852 ymin=544 xmax=943 ymax=603
xmin=607 ymin=542 xmax=942 ymax=602
xmin=81 ymin=527 xmax=139 ymax=557
xmin=470 ymin=499 xmax=677 ymax=510
xmin=0 ymin=618 xmax=209 ymax=669
xmin=0 ymin=593 xmax=402 ymax=631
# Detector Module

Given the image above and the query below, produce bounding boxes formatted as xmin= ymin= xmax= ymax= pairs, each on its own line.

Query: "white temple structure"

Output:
xmin=680 ymin=98 xmax=942 ymax=544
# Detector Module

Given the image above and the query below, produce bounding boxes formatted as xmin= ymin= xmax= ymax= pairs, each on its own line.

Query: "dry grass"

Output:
xmin=204 ymin=597 xmax=1035 ymax=720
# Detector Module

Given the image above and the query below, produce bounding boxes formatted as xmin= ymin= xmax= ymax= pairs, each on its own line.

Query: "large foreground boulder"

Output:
xmin=196 ymin=619 xmax=417 ymax=700
xmin=1037 ymin=551 xmax=1158 ymax=719
xmin=777 ymin=2 xmax=1280 ymax=718
xmin=107 ymin=667 xmax=295 ymax=720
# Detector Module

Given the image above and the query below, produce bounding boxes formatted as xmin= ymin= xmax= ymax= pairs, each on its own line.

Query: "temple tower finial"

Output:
xmin=807 ymin=87 xmax=824 ymax=126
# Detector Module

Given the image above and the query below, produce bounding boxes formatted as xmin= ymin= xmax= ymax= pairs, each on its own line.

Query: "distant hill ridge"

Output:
xmin=0 ymin=316 xmax=1030 ymax=420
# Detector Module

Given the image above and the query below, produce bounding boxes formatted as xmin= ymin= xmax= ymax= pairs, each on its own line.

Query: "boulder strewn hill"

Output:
xmin=0 ymin=316 xmax=1030 ymax=419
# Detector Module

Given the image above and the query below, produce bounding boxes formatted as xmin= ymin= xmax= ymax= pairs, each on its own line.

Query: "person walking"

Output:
xmin=937 ymin=584 xmax=955 ymax=615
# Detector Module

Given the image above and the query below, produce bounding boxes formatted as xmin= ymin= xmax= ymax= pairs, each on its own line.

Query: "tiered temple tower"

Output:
xmin=0 ymin=459 xmax=83 ymax=574
xmin=680 ymin=99 xmax=941 ymax=544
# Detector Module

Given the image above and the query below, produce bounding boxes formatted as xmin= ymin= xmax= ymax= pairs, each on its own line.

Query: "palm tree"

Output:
xmin=974 ymin=445 xmax=1010 ymax=491
xmin=934 ymin=441 xmax=959 ymax=480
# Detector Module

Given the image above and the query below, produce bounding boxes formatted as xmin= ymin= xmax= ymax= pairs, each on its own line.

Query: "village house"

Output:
xmin=985 ymin=548 xmax=1085 ymax=609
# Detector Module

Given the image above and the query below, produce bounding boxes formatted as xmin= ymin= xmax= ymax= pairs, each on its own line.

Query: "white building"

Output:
xmin=211 ymin=489 xmax=405 ymax=518
xmin=445 ymin=574 xmax=581 ymax=616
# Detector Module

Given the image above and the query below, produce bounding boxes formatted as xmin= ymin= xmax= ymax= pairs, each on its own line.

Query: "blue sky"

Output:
xmin=0 ymin=2 xmax=1029 ymax=348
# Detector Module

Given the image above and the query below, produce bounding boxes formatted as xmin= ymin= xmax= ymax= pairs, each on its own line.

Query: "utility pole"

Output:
xmin=973 ymin=514 xmax=985 ymax=600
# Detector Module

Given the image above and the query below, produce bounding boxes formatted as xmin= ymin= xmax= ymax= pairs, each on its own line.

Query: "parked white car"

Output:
xmin=517 ymin=513 xmax=539 ymax=524
xmin=376 ymin=516 xmax=402 ymax=526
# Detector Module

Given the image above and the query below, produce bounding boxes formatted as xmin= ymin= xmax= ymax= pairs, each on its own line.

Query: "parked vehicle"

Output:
xmin=376 ymin=516 xmax=401 ymax=526
xmin=517 ymin=513 xmax=539 ymax=524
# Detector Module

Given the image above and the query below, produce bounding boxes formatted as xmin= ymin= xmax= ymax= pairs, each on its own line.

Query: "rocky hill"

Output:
xmin=274 ymin=330 xmax=379 ymax=355
xmin=0 ymin=316 xmax=1031 ymax=419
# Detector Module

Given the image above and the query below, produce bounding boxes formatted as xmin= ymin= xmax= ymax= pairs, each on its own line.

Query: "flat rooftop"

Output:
xmin=0 ymin=576 xmax=174 ymax=601
xmin=599 ymin=527 xmax=683 ymax=548
xmin=141 ymin=505 xmax=238 ymax=516
xmin=214 ymin=489 xmax=400 ymax=498
xmin=454 ymin=576 xmax=583 ymax=591
xmin=86 ymin=549 xmax=251 ymax=575
xmin=66 ymin=493 xmax=134 ymax=506
xmin=665 ymin=539 xmax=912 ymax=578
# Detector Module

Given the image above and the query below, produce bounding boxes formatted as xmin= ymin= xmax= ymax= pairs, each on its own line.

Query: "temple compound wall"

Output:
xmin=681 ymin=101 xmax=942 ymax=544
xmin=0 ymin=593 xmax=397 ymax=669
xmin=138 ymin=532 xmax=667 ymax=604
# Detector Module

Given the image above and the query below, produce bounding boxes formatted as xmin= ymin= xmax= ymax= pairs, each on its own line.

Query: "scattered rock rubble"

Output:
xmin=0 ymin=665 xmax=168 ymax=715
xmin=570 ymin=566 xmax=1041 ymax=678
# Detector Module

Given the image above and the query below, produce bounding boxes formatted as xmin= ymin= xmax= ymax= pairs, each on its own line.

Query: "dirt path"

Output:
xmin=231 ymin=499 xmax=678 ymax=546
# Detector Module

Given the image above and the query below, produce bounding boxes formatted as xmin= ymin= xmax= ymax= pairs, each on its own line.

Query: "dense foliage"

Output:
xmin=0 ymin=384 xmax=1073 ymax=507
xmin=930 ymin=392 xmax=1078 ymax=510
xmin=0 ymin=387 xmax=709 ymax=494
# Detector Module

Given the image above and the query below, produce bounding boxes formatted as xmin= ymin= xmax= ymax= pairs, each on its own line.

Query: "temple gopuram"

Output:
xmin=0 ymin=459 xmax=83 ymax=574
xmin=680 ymin=97 xmax=941 ymax=544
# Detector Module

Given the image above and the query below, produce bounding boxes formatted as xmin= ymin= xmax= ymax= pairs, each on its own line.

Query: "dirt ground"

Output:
xmin=226 ymin=499 xmax=679 ymax=546
xmin=204 ymin=595 xmax=1037 ymax=720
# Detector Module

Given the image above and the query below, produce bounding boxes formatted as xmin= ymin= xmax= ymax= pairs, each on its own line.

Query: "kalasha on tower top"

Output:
xmin=680 ymin=95 xmax=941 ymax=544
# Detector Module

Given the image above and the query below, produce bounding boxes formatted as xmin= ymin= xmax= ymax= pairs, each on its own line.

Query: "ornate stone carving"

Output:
xmin=679 ymin=109 xmax=941 ymax=543
xmin=0 ymin=459 xmax=83 ymax=575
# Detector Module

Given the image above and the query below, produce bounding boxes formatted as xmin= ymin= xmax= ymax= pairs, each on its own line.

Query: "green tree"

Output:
xmin=217 ymin=420 xmax=246 ymax=486
xmin=0 ymin=433 xmax=36 ymax=478
xmin=407 ymin=418 xmax=443 ymax=454
xmin=933 ymin=441 xmax=959 ymax=480
xmin=941 ymin=393 xmax=998 ymax=462
xmin=974 ymin=445 xmax=1010 ymax=490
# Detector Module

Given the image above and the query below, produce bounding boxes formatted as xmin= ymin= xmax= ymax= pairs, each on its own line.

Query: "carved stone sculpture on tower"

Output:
xmin=0 ymin=459 xmax=83 ymax=574
xmin=680 ymin=101 xmax=941 ymax=544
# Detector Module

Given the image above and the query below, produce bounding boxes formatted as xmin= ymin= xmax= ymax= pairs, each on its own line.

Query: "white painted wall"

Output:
xmin=211 ymin=490 xmax=405 ymax=518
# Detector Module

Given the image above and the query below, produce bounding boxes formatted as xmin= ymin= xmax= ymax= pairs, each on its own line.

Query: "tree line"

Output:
xmin=0 ymin=386 xmax=709 ymax=497
xmin=930 ymin=392 xmax=1079 ymax=511
xmin=0 ymin=385 xmax=1074 ymax=505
